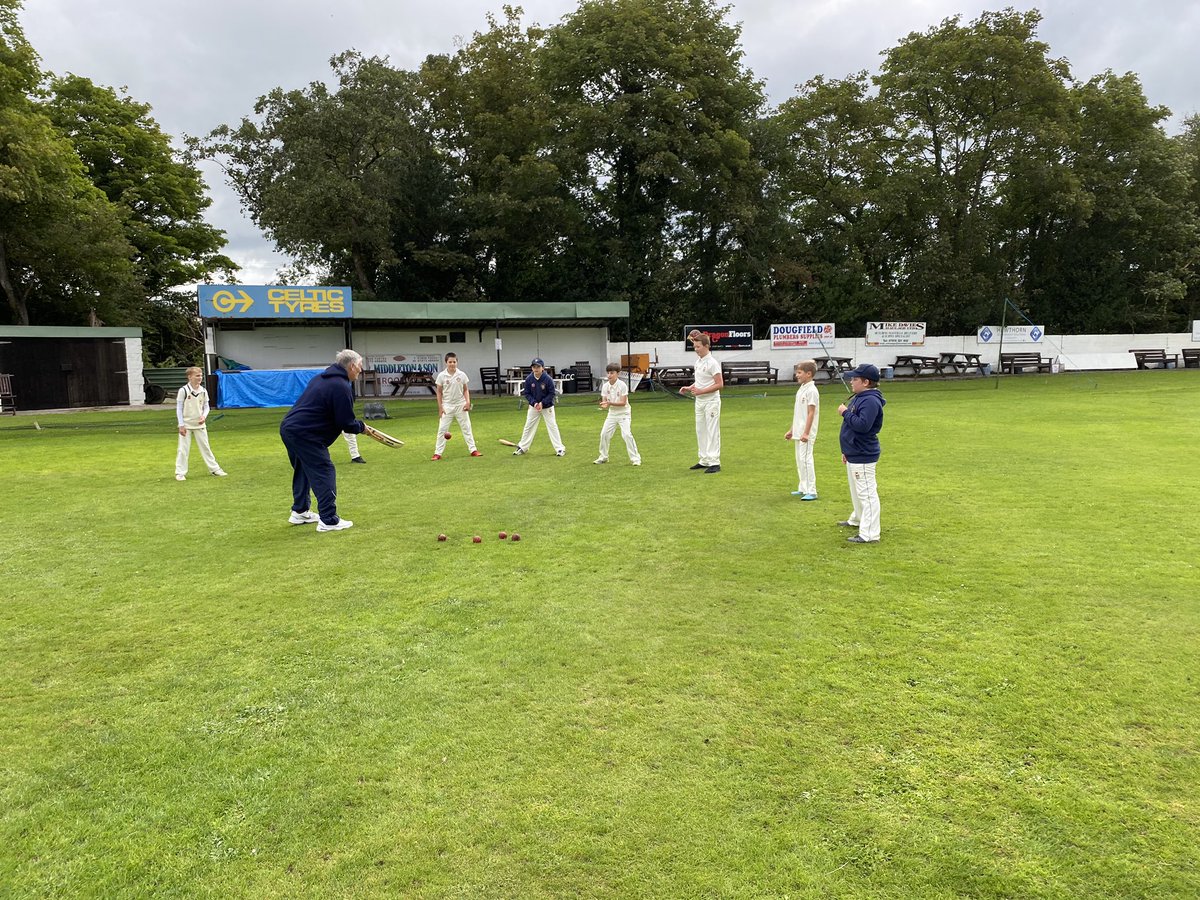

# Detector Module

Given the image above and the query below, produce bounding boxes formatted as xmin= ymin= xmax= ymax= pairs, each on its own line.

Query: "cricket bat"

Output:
xmin=497 ymin=438 xmax=518 ymax=447
xmin=364 ymin=424 xmax=404 ymax=448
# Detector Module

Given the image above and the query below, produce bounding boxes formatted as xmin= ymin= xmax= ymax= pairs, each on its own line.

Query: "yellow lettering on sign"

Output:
xmin=267 ymin=288 xmax=345 ymax=314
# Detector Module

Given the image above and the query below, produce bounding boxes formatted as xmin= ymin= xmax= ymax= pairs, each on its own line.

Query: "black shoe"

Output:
xmin=690 ymin=463 xmax=706 ymax=470
xmin=705 ymin=465 xmax=721 ymax=473
xmin=351 ymin=456 xmax=366 ymax=464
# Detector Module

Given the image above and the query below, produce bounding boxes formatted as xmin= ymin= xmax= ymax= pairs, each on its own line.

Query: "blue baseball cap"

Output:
xmin=531 ymin=358 xmax=545 ymax=367
xmin=847 ymin=363 xmax=880 ymax=382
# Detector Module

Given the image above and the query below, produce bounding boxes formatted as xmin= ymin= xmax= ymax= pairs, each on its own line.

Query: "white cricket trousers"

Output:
xmin=794 ymin=438 xmax=816 ymax=494
xmin=518 ymin=405 xmax=564 ymax=453
xmin=694 ymin=396 xmax=721 ymax=466
xmin=176 ymin=427 xmax=220 ymax=475
xmin=845 ymin=461 xmax=881 ymax=541
xmin=436 ymin=403 xmax=477 ymax=453
xmin=343 ymin=432 xmax=360 ymax=457
xmin=598 ymin=413 xmax=640 ymax=463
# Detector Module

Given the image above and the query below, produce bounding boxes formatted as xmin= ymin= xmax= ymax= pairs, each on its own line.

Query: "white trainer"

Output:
xmin=288 ymin=510 xmax=320 ymax=525
xmin=211 ymin=469 xmax=228 ymax=477
xmin=317 ymin=518 xmax=354 ymax=532
xmin=556 ymin=449 xmax=566 ymax=457
xmin=175 ymin=474 xmax=186 ymax=481
xmin=594 ymin=457 xmax=607 ymax=464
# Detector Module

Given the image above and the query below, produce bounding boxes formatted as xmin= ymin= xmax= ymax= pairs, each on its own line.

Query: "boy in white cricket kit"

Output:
xmin=595 ymin=363 xmax=641 ymax=466
xmin=785 ymin=360 xmax=819 ymax=499
xmin=174 ymin=366 xmax=227 ymax=481
xmin=432 ymin=352 xmax=480 ymax=459
xmin=681 ymin=333 xmax=722 ymax=473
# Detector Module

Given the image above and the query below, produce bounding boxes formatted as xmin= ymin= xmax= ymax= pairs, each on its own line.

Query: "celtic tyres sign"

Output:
xmin=198 ymin=285 xmax=353 ymax=318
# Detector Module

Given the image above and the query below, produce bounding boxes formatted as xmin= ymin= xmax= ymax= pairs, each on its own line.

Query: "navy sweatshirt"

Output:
xmin=838 ymin=388 xmax=886 ymax=463
xmin=521 ymin=371 xmax=557 ymax=408
xmin=279 ymin=364 xmax=365 ymax=446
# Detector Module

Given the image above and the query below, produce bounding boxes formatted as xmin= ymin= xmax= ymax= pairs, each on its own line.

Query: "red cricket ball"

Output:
xmin=498 ymin=531 xmax=508 ymax=540
xmin=443 ymin=431 xmax=452 ymax=439
xmin=510 ymin=533 xmax=521 ymax=542
xmin=437 ymin=533 xmax=447 ymax=542
xmin=472 ymin=535 xmax=482 ymax=543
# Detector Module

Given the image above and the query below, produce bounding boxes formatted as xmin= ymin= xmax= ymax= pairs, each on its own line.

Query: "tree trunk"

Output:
xmin=0 ymin=237 xmax=31 ymax=325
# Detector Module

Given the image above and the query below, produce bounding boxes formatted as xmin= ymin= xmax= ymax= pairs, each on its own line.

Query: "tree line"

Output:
xmin=4 ymin=1 xmax=1199 ymax=364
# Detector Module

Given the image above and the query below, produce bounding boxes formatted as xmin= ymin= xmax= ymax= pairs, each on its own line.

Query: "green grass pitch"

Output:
xmin=2 ymin=370 xmax=1198 ymax=898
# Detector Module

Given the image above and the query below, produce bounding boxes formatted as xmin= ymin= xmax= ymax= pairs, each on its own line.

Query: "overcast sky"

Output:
xmin=19 ymin=0 xmax=1200 ymax=284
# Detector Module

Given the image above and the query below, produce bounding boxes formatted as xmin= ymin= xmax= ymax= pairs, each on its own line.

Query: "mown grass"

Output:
xmin=1 ymin=370 xmax=1197 ymax=898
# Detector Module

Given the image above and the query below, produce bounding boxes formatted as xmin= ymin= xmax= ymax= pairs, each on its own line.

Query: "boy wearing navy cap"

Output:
xmin=837 ymin=363 xmax=886 ymax=543
xmin=513 ymin=358 xmax=566 ymax=456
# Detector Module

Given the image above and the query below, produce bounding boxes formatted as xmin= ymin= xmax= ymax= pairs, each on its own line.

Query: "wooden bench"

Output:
xmin=0 ymin=373 xmax=15 ymax=415
xmin=1129 ymin=349 xmax=1178 ymax=369
xmin=1182 ymin=348 xmax=1200 ymax=369
xmin=999 ymin=352 xmax=1054 ymax=374
xmin=388 ymin=371 xmax=437 ymax=397
xmin=720 ymin=361 xmax=778 ymax=384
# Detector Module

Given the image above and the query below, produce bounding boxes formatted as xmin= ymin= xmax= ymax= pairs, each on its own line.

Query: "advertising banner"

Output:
xmin=198 ymin=285 xmax=352 ymax=319
xmin=770 ymin=323 xmax=836 ymax=350
xmin=366 ymin=354 xmax=441 ymax=392
xmin=1192 ymin=320 xmax=1200 ymax=342
xmin=684 ymin=325 xmax=753 ymax=351
xmin=865 ymin=322 xmax=927 ymax=347
xmin=976 ymin=325 xmax=1045 ymax=344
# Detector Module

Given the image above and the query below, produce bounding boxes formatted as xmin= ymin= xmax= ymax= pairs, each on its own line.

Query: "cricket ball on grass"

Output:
xmin=437 ymin=533 xmax=447 ymax=542
xmin=510 ymin=533 xmax=521 ymax=542
xmin=443 ymin=431 xmax=452 ymax=440
xmin=498 ymin=531 xmax=508 ymax=540
xmin=472 ymin=535 xmax=482 ymax=543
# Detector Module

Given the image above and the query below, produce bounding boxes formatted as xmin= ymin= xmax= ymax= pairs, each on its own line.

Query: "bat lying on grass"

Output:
xmin=497 ymin=438 xmax=518 ymax=447
xmin=364 ymin=424 xmax=404 ymax=448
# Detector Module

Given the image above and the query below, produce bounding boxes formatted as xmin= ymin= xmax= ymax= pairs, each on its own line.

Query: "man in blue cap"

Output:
xmin=513 ymin=358 xmax=566 ymax=456
xmin=837 ymin=363 xmax=886 ymax=543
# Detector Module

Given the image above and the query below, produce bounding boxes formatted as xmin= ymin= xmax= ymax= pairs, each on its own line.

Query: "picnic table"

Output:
xmin=892 ymin=354 xmax=942 ymax=376
xmin=938 ymin=351 xmax=987 ymax=375
xmin=649 ymin=365 xmax=694 ymax=388
xmin=388 ymin=371 xmax=437 ymax=397
xmin=814 ymin=356 xmax=853 ymax=381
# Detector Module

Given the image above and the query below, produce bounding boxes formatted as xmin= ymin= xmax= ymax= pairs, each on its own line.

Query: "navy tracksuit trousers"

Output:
xmin=281 ymin=428 xmax=341 ymax=525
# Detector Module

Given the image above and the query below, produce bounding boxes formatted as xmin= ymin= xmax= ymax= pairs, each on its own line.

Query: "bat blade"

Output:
xmin=364 ymin=424 xmax=404 ymax=448
xmin=497 ymin=438 xmax=518 ymax=447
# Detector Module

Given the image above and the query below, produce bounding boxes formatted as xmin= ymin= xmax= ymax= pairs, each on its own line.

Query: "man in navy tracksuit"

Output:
xmin=279 ymin=350 xmax=367 ymax=533
xmin=513 ymin=358 xmax=566 ymax=456
xmin=837 ymin=363 xmax=886 ymax=543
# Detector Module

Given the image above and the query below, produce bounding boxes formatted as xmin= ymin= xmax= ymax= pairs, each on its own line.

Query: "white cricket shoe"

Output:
xmin=288 ymin=510 xmax=320 ymax=525
xmin=317 ymin=518 xmax=354 ymax=532
xmin=594 ymin=457 xmax=607 ymax=464
xmin=211 ymin=469 xmax=228 ymax=477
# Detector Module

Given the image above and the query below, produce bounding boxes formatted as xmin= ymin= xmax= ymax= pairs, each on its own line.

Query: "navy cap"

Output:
xmin=846 ymin=363 xmax=880 ymax=382
xmin=531 ymin=358 xmax=545 ymax=367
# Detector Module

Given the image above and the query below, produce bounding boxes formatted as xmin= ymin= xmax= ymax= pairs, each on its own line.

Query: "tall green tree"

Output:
xmin=421 ymin=6 xmax=583 ymax=303
xmin=540 ymin=0 xmax=768 ymax=336
xmin=202 ymin=52 xmax=462 ymax=300
xmin=1022 ymin=73 xmax=1197 ymax=332
xmin=875 ymin=9 xmax=1078 ymax=331
xmin=0 ymin=0 xmax=138 ymax=326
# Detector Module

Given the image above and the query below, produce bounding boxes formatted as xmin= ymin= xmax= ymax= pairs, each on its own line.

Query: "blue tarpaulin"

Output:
xmin=216 ymin=369 xmax=323 ymax=408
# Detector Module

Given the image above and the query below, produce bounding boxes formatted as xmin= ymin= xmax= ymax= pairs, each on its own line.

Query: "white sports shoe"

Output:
xmin=288 ymin=510 xmax=320 ymax=525
xmin=317 ymin=518 xmax=354 ymax=532
xmin=594 ymin=457 xmax=607 ymax=464
xmin=632 ymin=461 xmax=641 ymax=466
xmin=556 ymin=449 xmax=566 ymax=457
xmin=211 ymin=469 xmax=228 ymax=477
xmin=175 ymin=474 xmax=186 ymax=481
xmin=512 ymin=447 xmax=526 ymax=455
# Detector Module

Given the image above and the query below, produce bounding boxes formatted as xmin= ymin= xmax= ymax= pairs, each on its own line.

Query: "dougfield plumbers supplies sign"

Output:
xmin=865 ymin=321 xmax=926 ymax=347
xmin=770 ymin=323 xmax=835 ymax=349
xmin=199 ymin=285 xmax=353 ymax=318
